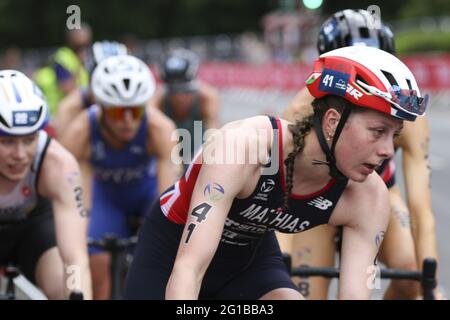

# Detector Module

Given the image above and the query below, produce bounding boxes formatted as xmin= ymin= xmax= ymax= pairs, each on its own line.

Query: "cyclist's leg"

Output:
xmin=379 ymin=185 xmax=420 ymax=299
xmin=34 ymin=247 xmax=65 ymax=299
xmin=18 ymin=199 xmax=65 ymax=299
xmin=210 ymin=232 xmax=302 ymax=300
xmin=124 ymin=202 xmax=183 ymax=299
xmin=287 ymin=224 xmax=337 ymax=299
xmin=260 ymin=288 xmax=304 ymax=300
xmin=89 ymin=184 xmax=131 ymax=300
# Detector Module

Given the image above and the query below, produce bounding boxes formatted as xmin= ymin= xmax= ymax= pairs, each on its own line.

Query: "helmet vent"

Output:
xmin=359 ymin=27 xmax=369 ymax=38
xmin=0 ymin=115 xmax=10 ymax=128
xmin=110 ymin=84 xmax=120 ymax=96
xmin=406 ymin=79 xmax=412 ymax=90
xmin=123 ymin=78 xmax=130 ymax=90
xmin=381 ymin=70 xmax=398 ymax=87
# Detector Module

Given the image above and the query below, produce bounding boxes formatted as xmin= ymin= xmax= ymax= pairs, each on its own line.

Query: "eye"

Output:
xmin=370 ymin=128 xmax=385 ymax=138
xmin=0 ymin=138 xmax=14 ymax=146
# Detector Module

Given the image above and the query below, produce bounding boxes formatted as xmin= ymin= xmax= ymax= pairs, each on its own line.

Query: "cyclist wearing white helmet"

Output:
xmin=60 ymin=55 xmax=180 ymax=299
xmin=55 ymin=41 xmax=128 ymax=137
xmin=280 ymin=9 xmax=442 ymax=300
xmin=0 ymin=70 xmax=92 ymax=299
xmin=124 ymin=46 xmax=428 ymax=300
xmin=152 ymin=48 xmax=220 ymax=166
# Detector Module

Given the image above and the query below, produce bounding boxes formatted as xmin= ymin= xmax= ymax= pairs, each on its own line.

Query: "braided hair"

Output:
xmin=282 ymin=95 xmax=357 ymax=210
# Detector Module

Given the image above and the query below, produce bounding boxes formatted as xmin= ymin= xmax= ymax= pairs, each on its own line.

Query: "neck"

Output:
xmin=289 ymin=130 xmax=333 ymax=191
xmin=0 ymin=173 xmax=21 ymax=195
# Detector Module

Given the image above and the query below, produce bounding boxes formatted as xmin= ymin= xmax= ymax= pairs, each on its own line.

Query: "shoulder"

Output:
xmin=198 ymin=82 xmax=219 ymax=101
xmin=149 ymin=86 xmax=166 ymax=110
xmin=283 ymin=87 xmax=314 ymax=122
xmin=38 ymin=139 xmax=80 ymax=198
xmin=146 ymin=106 xmax=177 ymax=132
xmin=59 ymin=109 xmax=91 ymax=157
xmin=330 ymin=173 xmax=390 ymax=227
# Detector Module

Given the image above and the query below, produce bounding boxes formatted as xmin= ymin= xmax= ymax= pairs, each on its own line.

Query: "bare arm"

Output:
xmin=147 ymin=107 xmax=182 ymax=193
xmin=331 ymin=175 xmax=391 ymax=299
xmin=199 ymin=82 xmax=220 ymax=130
xmin=54 ymin=89 xmax=84 ymax=138
xmin=165 ymin=119 xmax=268 ymax=299
xmin=38 ymin=140 xmax=92 ymax=299
xmin=59 ymin=110 xmax=92 ymax=211
xmin=399 ymin=116 xmax=438 ymax=268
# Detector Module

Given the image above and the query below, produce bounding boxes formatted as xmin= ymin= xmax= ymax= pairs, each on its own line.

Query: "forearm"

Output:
xmin=63 ymin=257 xmax=92 ymax=300
xmin=166 ymin=267 xmax=202 ymax=300
xmin=410 ymin=208 xmax=439 ymax=268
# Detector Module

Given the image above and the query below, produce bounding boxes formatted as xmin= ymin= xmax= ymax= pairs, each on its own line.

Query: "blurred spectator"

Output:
xmin=33 ymin=23 xmax=92 ymax=118
xmin=0 ymin=46 xmax=23 ymax=70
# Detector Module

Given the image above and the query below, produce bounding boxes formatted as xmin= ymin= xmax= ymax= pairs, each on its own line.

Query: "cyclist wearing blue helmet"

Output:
xmin=0 ymin=70 xmax=92 ymax=299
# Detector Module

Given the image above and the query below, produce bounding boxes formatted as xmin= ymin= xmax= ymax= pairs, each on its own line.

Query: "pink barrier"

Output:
xmin=190 ymin=55 xmax=450 ymax=91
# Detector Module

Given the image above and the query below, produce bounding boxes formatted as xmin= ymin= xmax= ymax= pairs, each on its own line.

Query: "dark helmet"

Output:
xmin=159 ymin=48 xmax=199 ymax=93
xmin=317 ymin=9 xmax=396 ymax=55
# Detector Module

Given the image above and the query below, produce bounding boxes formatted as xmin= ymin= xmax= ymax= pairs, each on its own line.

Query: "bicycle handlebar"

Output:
xmin=289 ymin=258 xmax=437 ymax=300
xmin=87 ymin=234 xmax=138 ymax=252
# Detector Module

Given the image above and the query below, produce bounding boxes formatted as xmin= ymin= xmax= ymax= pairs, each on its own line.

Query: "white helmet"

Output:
xmin=91 ymin=55 xmax=155 ymax=107
xmin=0 ymin=70 xmax=49 ymax=135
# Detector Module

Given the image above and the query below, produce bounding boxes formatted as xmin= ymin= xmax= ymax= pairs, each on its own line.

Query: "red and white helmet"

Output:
xmin=306 ymin=46 xmax=428 ymax=121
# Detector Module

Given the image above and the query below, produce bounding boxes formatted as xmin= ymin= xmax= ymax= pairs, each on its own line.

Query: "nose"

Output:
xmin=377 ymin=138 xmax=395 ymax=160
xmin=12 ymin=141 xmax=27 ymax=160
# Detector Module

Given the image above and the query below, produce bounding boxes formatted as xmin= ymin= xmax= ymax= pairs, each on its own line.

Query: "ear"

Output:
xmin=322 ymin=108 xmax=341 ymax=135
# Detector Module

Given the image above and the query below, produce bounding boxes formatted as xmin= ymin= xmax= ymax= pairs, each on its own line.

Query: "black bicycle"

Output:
xmin=283 ymin=254 xmax=438 ymax=300
xmin=88 ymin=234 xmax=138 ymax=300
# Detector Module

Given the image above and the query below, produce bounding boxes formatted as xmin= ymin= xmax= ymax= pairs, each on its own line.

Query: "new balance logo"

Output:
xmin=308 ymin=197 xmax=333 ymax=210
xmin=260 ymin=179 xmax=275 ymax=193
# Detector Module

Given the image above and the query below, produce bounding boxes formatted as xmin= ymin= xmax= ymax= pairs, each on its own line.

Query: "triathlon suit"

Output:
xmin=124 ymin=116 xmax=349 ymax=299
xmin=87 ymin=106 xmax=158 ymax=254
xmin=0 ymin=131 xmax=55 ymax=283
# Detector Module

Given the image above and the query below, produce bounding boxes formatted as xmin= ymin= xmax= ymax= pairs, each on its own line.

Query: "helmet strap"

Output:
xmin=312 ymin=105 xmax=352 ymax=179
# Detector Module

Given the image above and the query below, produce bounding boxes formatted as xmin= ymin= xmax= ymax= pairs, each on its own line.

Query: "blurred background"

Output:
xmin=1 ymin=0 xmax=448 ymax=299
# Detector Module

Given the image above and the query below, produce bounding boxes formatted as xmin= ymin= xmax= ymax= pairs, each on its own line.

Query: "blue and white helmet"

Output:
xmin=0 ymin=70 xmax=49 ymax=135
xmin=85 ymin=40 xmax=128 ymax=75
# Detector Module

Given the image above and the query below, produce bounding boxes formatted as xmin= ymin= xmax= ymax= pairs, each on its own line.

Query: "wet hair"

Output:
xmin=282 ymin=95 xmax=360 ymax=210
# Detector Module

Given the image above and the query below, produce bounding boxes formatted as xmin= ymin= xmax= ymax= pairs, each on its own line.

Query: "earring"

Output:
xmin=327 ymin=131 xmax=333 ymax=141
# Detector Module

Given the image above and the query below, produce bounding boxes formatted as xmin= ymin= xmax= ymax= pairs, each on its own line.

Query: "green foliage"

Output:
xmin=396 ymin=30 xmax=450 ymax=54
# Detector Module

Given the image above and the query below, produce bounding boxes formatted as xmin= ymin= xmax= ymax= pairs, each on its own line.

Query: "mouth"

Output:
xmin=7 ymin=163 xmax=28 ymax=174
xmin=361 ymin=162 xmax=380 ymax=174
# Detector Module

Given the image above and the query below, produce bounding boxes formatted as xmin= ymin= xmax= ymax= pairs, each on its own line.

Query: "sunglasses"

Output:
xmin=356 ymin=80 xmax=428 ymax=116
xmin=103 ymin=106 xmax=145 ymax=120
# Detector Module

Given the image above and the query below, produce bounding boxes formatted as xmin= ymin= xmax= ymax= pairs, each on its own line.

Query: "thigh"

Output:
xmin=89 ymin=184 xmax=131 ymax=253
xmin=17 ymin=200 xmax=57 ymax=283
xmin=290 ymin=224 xmax=337 ymax=299
xmin=212 ymin=233 xmax=299 ymax=300
xmin=124 ymin=203 xmax=183 ymax=299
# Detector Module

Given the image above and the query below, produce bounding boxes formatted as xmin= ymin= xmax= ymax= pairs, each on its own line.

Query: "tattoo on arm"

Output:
xmin=373 ymin=231 xmax=385 ymax=265
xmin=203 ymin=182 xmax=225 ymax=202
xmin=73 ymin=186 xmax=89 ymax=217
xmin=67 ymin=172 xmax=89 ymax=218
xmin=185 ymin=203 xmax=212 ymax=244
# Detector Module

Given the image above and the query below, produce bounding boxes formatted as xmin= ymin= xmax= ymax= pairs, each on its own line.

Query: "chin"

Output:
xmin=2 ymin=172 xmax=27 ymax=182
xmin=345 ymin=171 xmax=370 ymax=183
